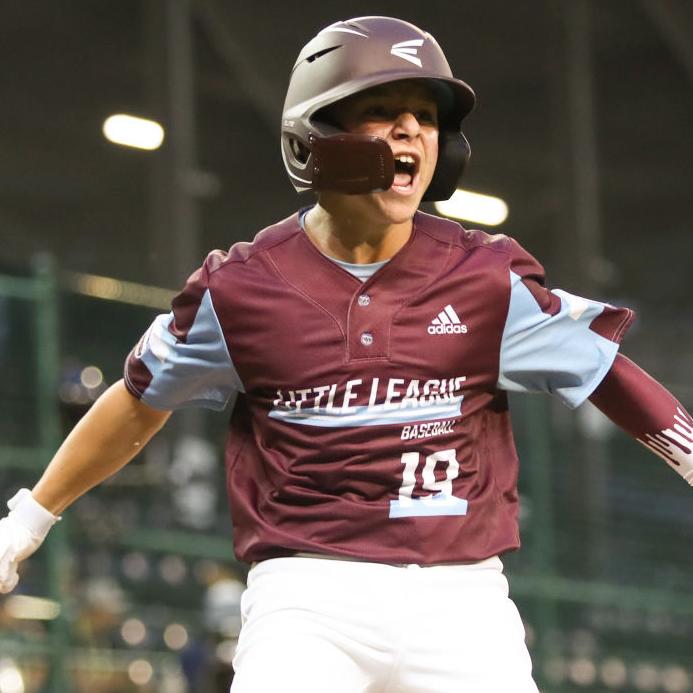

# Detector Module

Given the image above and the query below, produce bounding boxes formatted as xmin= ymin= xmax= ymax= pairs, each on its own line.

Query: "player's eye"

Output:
xmin=362 ymin=105 xmax=389 ymax=119
xmin=414 ymin=109 xmax=437 ymax=125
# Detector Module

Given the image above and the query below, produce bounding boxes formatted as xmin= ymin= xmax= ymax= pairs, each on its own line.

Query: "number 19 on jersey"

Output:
xmin=389 ymin=448 xmax=469 ymax=518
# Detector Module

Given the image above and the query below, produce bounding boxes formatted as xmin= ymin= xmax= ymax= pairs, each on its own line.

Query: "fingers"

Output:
xmin=0 ymin=516 xmax=40 ymax=594
xmin=7 ymin=488 xmax=31 ymax=512
xmin=0 ymin=557 xmax=19 ymax=594
xmin=0 ymin=491 xmax=57 ymax=594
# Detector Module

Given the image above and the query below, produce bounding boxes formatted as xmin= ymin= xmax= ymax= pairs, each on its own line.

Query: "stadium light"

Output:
xmin=0 ymin=659 xmax=24 ymax=693
xmin=434 ymin=189 xmax=509 ymax=226
xmin=64 ymin=271 xmax=175 ymax=310
xmin=128 ymin=660 xmax=153 ymax=686
xmin=5 ymin=595 xmax=61 ymax=621
xmin=102 ymin=114 xmax=165 ymax=151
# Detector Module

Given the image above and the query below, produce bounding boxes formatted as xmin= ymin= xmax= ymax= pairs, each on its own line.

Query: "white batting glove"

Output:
xmin=0 ymin=489 xmax=61 ymax=594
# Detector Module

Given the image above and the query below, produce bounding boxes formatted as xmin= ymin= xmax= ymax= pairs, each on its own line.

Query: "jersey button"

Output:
xmin=357 ymin=294 xmax=371 ymax=307
xmin=360 ymin=332 xmax=374 ymax=346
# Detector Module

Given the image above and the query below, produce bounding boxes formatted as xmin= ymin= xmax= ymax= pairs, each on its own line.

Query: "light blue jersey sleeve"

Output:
xmin=498 ymin=268 xmax=634 ymax=409
xmin=125 ymin=287 xmax=244 ymax=411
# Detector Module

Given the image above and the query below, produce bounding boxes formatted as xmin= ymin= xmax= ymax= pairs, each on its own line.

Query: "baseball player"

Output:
xmin=2 ymin=16 xmax=692 ymax=692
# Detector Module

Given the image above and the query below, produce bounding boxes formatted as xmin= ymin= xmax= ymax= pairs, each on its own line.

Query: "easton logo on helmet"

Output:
xmin=428 ymin=305 xmax=468 ymax=335
xmin=390 ymin=39 xmax=425 ymax=68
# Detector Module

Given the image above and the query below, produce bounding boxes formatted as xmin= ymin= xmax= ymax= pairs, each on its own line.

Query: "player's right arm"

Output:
xmin=35 ymin=245 xmax=240 ymax=517
xmin=31 ymin=379 xmax=171 ymax=515
xmin=0 ymin=380 xmax=170 ymax=594
xmin=0 ymin=250 xmax=242 ymax=594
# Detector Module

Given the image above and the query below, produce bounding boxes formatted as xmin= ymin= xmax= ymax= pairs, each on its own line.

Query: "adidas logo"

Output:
xmin=427 ymin=305 xmax=468 ymax=335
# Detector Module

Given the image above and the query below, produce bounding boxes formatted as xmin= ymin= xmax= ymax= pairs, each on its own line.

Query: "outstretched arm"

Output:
xmin=32 ymin=379 xmax=171 ymax=514
xmin=588 ymin=354 xmax=693 ymax=484
xmin=0 ymin=380 xmax=170 ymax=593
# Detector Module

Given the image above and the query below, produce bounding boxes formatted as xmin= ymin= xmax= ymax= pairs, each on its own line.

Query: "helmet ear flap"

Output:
xmin=422 ymin=131 xmax=471 ymax=202
xmin=289 ymin=137 xmax=310 ymax=165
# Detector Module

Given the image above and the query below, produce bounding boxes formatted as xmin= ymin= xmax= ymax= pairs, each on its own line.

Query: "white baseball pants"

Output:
xmin=231 ymin=554 xmax=538 ymax=692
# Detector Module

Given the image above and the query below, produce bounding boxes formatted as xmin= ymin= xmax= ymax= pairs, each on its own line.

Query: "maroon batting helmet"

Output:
xmin=281 ymin=16 xmax=476 ymax=201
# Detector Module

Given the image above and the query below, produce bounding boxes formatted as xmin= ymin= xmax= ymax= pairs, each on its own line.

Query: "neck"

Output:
xmin=304 ymin=198 xmax=414 ymax=264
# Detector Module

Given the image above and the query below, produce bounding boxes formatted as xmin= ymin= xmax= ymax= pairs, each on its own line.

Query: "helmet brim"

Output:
xmin=310 ymin=71 xmax=476 ymax=130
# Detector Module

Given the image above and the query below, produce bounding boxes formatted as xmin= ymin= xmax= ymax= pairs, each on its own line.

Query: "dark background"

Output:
xmin=3 ymin=0 xmax=693 ymax=380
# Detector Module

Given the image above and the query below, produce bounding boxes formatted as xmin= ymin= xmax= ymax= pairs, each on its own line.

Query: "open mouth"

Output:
xmin=392 ymin=153 xmax=419 ymax=193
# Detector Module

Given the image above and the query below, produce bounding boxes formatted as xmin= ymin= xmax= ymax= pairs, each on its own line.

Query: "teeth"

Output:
xmin=395 ymin=154 xmax=416 ymax=165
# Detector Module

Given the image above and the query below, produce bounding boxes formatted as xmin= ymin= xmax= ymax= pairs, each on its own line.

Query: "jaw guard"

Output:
xmin=308 ymin=130 xmax=471 ymax=200
xmin=310 ymin=134 xmax=395 ymax=195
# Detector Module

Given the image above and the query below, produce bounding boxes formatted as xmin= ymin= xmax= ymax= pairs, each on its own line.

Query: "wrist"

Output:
xmin=7 ymin=489 xmax=61 ymax=540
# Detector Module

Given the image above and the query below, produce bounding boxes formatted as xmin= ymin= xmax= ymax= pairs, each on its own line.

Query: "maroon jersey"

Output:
xmin=125 ymin=210 xmax=633 ymax=564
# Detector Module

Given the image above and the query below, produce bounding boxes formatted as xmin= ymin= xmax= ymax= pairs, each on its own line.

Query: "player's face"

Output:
xmin=324 ymin=81 xmax=439 ymax=224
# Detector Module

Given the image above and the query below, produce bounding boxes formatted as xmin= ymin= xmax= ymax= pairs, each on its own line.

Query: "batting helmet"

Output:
xmin=281 ymin=16 xmax=476 ymax=201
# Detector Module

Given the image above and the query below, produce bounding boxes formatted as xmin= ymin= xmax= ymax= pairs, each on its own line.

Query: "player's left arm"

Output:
xmin=589 ymin=353 xmax=693 ymax=485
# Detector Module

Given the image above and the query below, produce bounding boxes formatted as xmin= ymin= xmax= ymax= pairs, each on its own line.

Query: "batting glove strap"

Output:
xmin=7 ymin=489 xmax=61 ymax=541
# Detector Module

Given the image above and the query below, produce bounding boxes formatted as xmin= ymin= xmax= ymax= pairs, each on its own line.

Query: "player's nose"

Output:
xmin=391 ymin=111 xmax=421 ymax=139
